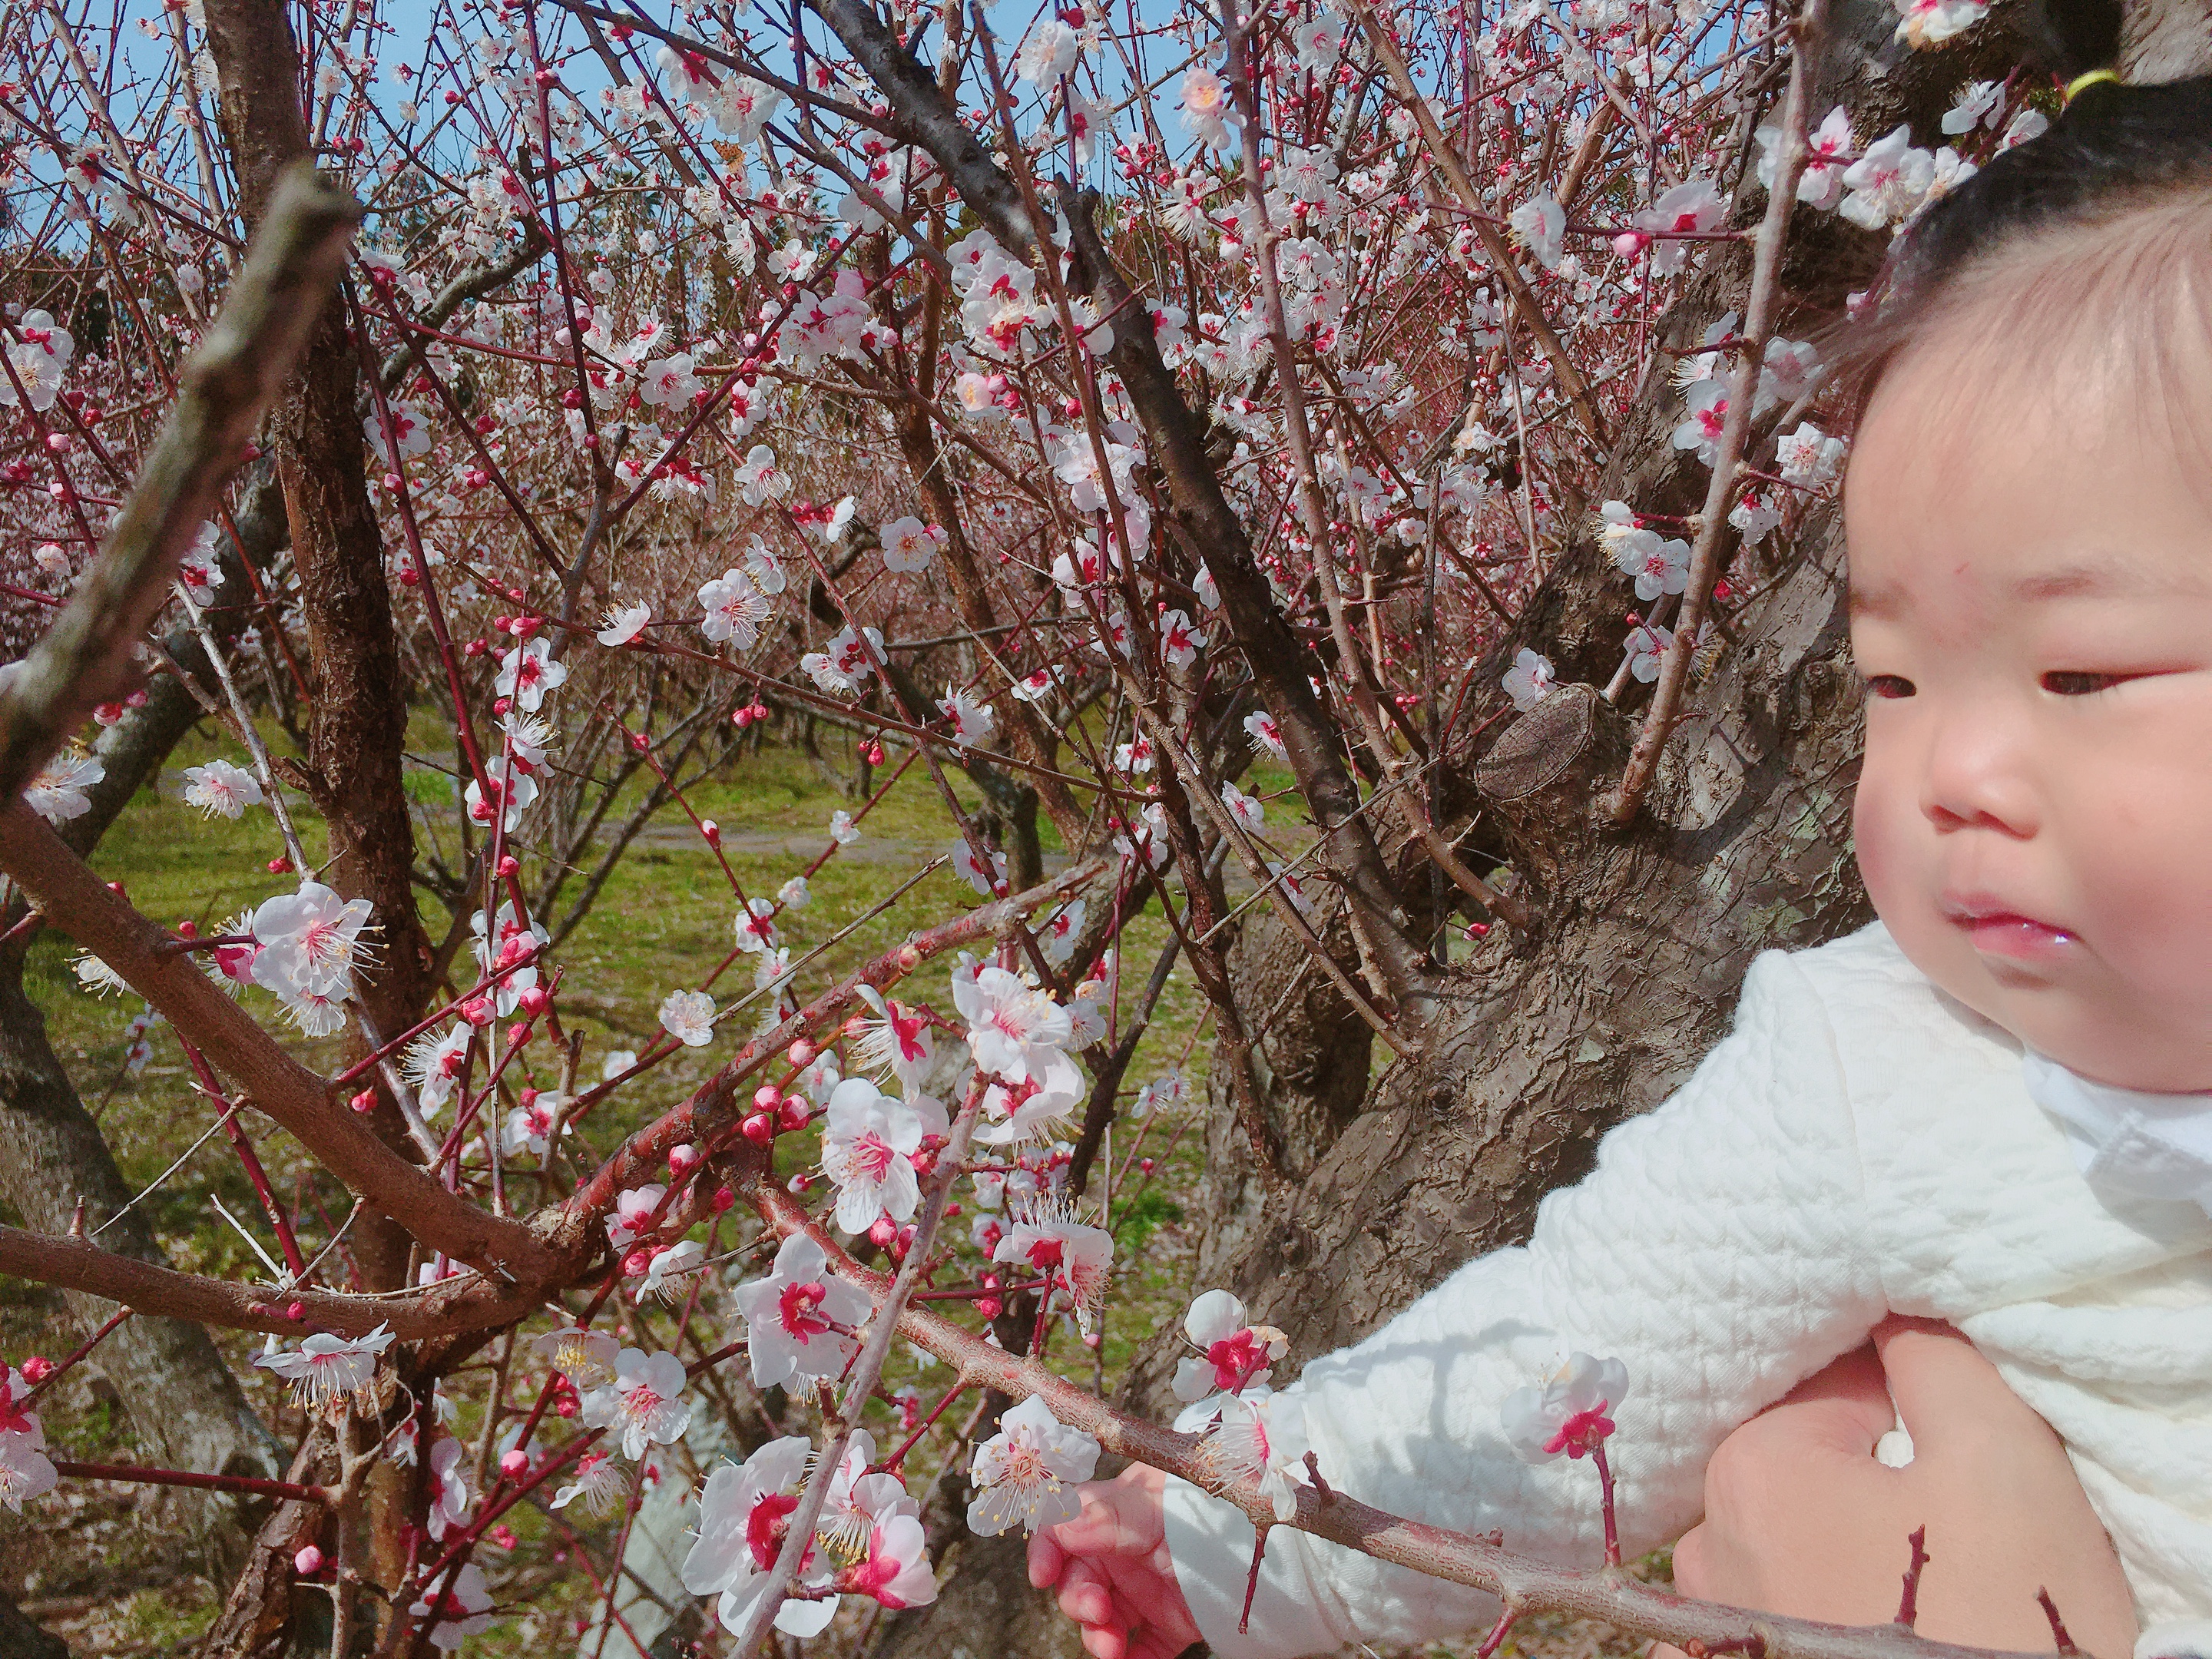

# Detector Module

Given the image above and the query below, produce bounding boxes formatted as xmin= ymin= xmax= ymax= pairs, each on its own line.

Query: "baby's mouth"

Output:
xmin=1941 ymin=897 xmax=2078 ymax=963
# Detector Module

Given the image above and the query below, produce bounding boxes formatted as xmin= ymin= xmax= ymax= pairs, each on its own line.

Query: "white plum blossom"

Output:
xmin=732 ymin=898 xmax=779 ymax=955
xmin=698 ymin=568 xmax=772 ymax=648
xmin=551 ymin=1450 xmax=622 ymax=1515
xmin=802 ymin=625 xmax=885 ymax=695
xmin=182 ymin=759 xmax=265 ymax=820
xmin=1624 ymin=620 xmax=1676 ymax=684
xmin=1158 ymin=608 xmax=1204 ymax=669
xmin=853 ymin=986 xmax=934 ymax=1091
xmin=1244 ymin=711 xmax=1288 ymax=762
xmin=952 ymin=839 xmax=1007 ymax=896
xmin=502 ymin=1091 xmax=567 ymax=1158
xmin=993 ymin=1200 xmax=1114 ymax=1333
xmin=365 ymin=400 xmax=432 ymax=459
xmin=426 ymin=1435 xmax=471 ymax=1539
xmin=1502 ymin=1352 xmax=1630 ymax=1462
xmin=965 ymin=1396 xmax=1101 ymax=1536
xmin=830 ymin=810 xmax=860 ymax=845
xmin=252 ymin=1323 xmax=396 ymax=1407
xmin=1943 ymin=79 xmax=2004 ymax=134
xmin=1502 ymin=648 xmax=1558 ymax=712
xmin=407 ymin=1562 xmax=493 ymax=1650
xmin=535 ymin=1326 xmax=620 ymax=1388
xmin=2 ymin=311 xmax=74 ymax=411
xmin=1893 ymin=0 xmax=1987 ymax=45
xmin=1671 ymin=378 xmax=1731 ymax=465
xmin=1220 ymin=780 xmax=1265 ymax=832
xmin=23 ymin=750 xmax=103 ymax=825
xmin=821 ymin=1078 xmax=926 ymax=1234
xmin=1614 ymin=532 xmax=1690 ymax=601
xmin=1632 ymin=177 xmax=1724 ymax=276
xmin=880 ymin=515 xmax=943 ymax=573
xmin=732 ymin=443 xmax=790 ymax=503
xmin=683 ymin=1437 xmax=842 ymax=1637
xmin=660 ymin=989 xmax=717 ymax=1046
xmin=1178 ymin=67 xmax=1239 ymax=149
xmin=1509 ymin=190 xmax=1565 ymax=270
xmin=250 ymin=881 xmax=375 ymax=1027
xmin=956 ymin=963 xmax=1073 ymax=1085
xmin=731 ymin=1233 xmax=870 ymax=1387
xmin=1038 ymin=900 xmax=1085 ymax=967
xmin=0 ymin=1369 xmax=56 ymax=1514
xmin=1133 ymin=1071 xmax=1187 ymax=1118
xmin=1839 ymin=127 xmax=1936 ymax=230
xmin=1757 ymin=106 xmax=1853 ymax=210
xmin=640 ymin=1239 xmax=705 ymax=1302
xmin=581 ymin=1346 xmax=692 ymax=1459
xmin=406 ymin=1025 xmax=474 ymax=1118
xmin=1194 ymin=1387 xmax=1310 ymax=1521
xmin=640 ymin=351 xmax=700 ymax=408
xmin=1174 ymin=1290 xmax=1286 ymax=1402
xmin=597 ymin=601 xmax=651 ymax=646
xmin=1015 ymin=18 xmax=1079 ymax=84
xmin=606 ymin=1184 xmax=667 ymax=1250
xmin=1777 ymin=422 xmax=1847 ymax=487
xmin=494 ymin=639 xmax=566 ymax=712
xmin=939 ymin=687 xmax=995 ymax=750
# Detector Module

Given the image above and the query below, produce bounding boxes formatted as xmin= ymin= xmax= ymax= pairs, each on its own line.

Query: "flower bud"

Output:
xmin=1612 ymin=230 xmax=1649 ymax=258
xmin=462 ymin=995 xmax=494 ymax=1025
xmin=622 ymin=1247 xmax=654 ymax=1276
xmin=711 ymin=1184 xmax=736 ymax=1213
xmin=786 ymin=1039 xmax=816 ymax=1066
xmin=776 ymin=1098 xmax=810 ymax=1134
xmin=496 ymin=854 xmax=520 ymax=879
xmin=350 ymin=1088 xmax=378 ymax=1114
xmin=1139 ymin=1157 xmax=1155 ymax=1175
xmin=701 ymin=820 xmax=721 ymax=847
xmin=499 ymin=1449 xmax=530 ymax=1479
xmin=868 ymin=1215 xmax=899 ymax=1248
xmin=668 ymin=1143 xmax=700 ymax=1175
xmin=753 ymin=1084 xmax=783 ymax=1111
xmin=508 ymin=1021 xmax=533 ymax=1049
xmin=267 ymin=857 xmax=292 ymax=875
xmin=787 ymin=1172 xmax=813 ymax=1194
xmin=519 ymin=985 xmax=549 ymax=1015
xmin=19 ymin=1356 xmax=53 ymax=1383
xmin=489 ymin=1524 xmax=518 ymax=1550
xmin=293 ymin=1545 xmax=324 ymax=1576
xmin=740 ymin=1112 xmax=775 ymax=1145
xmin=909 ymin=1147 xmax=936 ymax=1177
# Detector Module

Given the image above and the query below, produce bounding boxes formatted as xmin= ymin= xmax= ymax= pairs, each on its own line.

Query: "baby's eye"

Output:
xmin=2041 ymin=671 xmax=2128 ymax=696
xmin=1864 ymin=674 xmax=1916 ymax=700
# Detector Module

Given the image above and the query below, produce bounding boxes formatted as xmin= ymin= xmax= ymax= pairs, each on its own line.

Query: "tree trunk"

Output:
xmin=202 ymin=0 xmax=434 ymax=1294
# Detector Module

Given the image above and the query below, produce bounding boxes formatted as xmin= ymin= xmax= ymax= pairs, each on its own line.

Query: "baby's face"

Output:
xmin=1844 ymin=347 xmax=2212 ymax=1093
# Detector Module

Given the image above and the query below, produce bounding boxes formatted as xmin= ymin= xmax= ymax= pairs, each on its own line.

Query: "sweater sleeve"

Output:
xmin=1161 ymin=946 xmax=1889 ymax=1659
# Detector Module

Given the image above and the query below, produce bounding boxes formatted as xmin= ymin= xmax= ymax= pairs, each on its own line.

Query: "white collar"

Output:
xmin=2020 ymin=1050 xmax=2212 ymax=1213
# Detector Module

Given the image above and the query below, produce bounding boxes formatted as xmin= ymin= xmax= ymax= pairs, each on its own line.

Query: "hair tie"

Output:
xmin=2064 ymin=67 xmax=2122 ymax=104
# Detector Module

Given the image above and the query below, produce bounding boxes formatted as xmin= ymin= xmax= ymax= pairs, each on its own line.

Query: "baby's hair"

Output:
xmin=1829 ymin=0 xmax=2212 ymax=428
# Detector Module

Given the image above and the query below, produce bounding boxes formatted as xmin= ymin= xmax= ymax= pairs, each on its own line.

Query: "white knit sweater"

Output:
xmin=1164 ymin=922 xmax=2212 ymax=1658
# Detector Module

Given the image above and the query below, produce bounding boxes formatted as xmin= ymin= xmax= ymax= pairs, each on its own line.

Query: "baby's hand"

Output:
xmin=1028 ymin=1462 xmax=1203 ymax=1659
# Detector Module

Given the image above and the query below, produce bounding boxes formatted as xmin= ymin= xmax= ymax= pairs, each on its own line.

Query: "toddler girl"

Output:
xmin=1031 ymin=35 xmax=2212 ymax=1659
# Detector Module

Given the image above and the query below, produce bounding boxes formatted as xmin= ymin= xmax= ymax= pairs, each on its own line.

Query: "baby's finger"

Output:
xmin=1028 ymin=1527 xmax=1068 ymax=1589
xmin=1041 ymin=1482 xmax=1154 ymax=1559
xmin=1873 ymin=1316 xmax=2043 ymax=1445
xmin=1055 ymin=1559 xmax=1124 ymax=1631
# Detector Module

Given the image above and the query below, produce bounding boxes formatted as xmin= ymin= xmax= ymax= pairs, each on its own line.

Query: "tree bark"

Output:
xmin=201 ymin=0 xmax=434 ymax=1293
